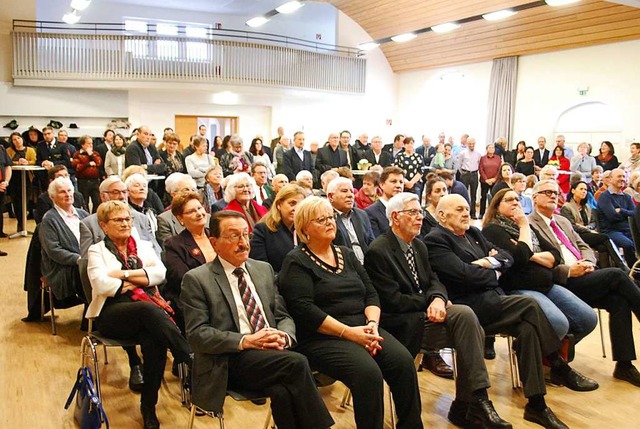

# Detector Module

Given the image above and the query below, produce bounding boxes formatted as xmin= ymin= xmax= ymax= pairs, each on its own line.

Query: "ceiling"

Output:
xmin=321 ymin=0 xmax=640 ymax=72
xmin=91 ymin=1 xmax=640 ymax=72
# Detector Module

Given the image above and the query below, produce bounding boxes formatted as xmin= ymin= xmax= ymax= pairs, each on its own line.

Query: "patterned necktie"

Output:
xmin=405 ymin=246 xmax=421 ymax=292
xmin=260 ymin=187 xmax=266 ymax=202
xmin=550 ymin=219 xmax=582 ymax=260
xmin=232 ymin=267 xmax=266 ymax=333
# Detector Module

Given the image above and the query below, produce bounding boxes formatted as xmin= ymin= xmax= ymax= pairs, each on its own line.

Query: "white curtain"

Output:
xmin=486 ymin=56 xmax=518 ymax=149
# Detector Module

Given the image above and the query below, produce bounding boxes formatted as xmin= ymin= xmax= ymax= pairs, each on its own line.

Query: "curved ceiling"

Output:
xmin=323 ymin=0 xmax=640 ymax=72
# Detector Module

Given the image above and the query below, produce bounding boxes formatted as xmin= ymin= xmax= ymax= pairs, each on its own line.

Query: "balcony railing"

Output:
xmin=11 ymin=21 xmax=367 ymax=94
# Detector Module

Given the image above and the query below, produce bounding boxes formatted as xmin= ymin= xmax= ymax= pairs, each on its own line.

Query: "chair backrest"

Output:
xmin=628 ymin=216 xmax=640 ymax=259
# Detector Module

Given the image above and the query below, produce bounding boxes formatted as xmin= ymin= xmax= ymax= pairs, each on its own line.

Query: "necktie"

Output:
xmin=232 ymin=267 xmax=266 ymax=333
xmin=550 ymin=220 xmax=582 ymax=260
xmin=260 ymin=187 xmax=266 ymax=202
xmin=405 ymin=247 xmax=421 ymax=293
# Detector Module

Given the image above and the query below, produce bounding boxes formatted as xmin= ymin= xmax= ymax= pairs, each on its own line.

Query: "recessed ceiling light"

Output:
xmin=70 ymin=0 xmax=92 ymax=11
xmin=546 ymin=0 xmax=580 ymax=6
xmin=246 ymin=17 xmax=270 ymax=28
xmin=62 ymin=10 xmax=81 ymax=25
xmin=431 ymin=22 xmax=460 ymax=33
xmin=391 ymin=33 xmax=417 ymax=43
xmin=357 ymin=42 xmax=380 ymax=51
xmin=276 ymin=1 xmax=304 ymax=14
xmin=482 ymin=9 xmax=517 ymax=21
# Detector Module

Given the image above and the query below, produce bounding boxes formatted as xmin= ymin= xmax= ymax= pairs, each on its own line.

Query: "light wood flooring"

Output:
xmin=1 ymin=216 xmax=638 ymax=428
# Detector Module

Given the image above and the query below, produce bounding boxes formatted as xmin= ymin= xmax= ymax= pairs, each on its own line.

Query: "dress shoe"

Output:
xmin=129 ymin=365 xmax=145 ymax=392
xmin=0 ymin=232 xmax=8 ymax=238
xmin=0 ymin=250 xmax=7 ymax=257
xmin=421 ymin=353 xmax=454 ymax=379
xmin=524 ymin=405 xmax=568 ymax=429
xmin=140 ymin=404 xmax=160 ymax=429
xmin=447 ymin=399 xmax=471 ymax=427
xmin=549 ymin=367 xmax=599 ymax=391
xmin=21 ymin=315 xmax=41 ymax=322
xmin=484 ymin=343 xmax=496 ymax=360
xmin=613 ymin=363 xmax=640 ymax=387
xmin=467 ymin=398 xmax=512 ymax=429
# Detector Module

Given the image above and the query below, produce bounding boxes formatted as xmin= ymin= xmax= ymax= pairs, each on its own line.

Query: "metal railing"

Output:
xmin=12 ymin=21 xmax=366 ymax=93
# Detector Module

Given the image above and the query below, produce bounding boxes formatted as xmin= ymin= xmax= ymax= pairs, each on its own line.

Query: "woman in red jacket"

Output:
xmin=548 ymin=145 xmax=571 ymax=195
xmin=72 ymin=135 xmax=102 ymax=213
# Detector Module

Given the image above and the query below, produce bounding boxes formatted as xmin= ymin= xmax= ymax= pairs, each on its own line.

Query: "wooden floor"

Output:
xmin=1 ymin=215 xmax=639 ymax=429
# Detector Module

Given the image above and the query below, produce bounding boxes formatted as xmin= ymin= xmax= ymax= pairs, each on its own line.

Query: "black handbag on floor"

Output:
xmin=65 ymin=366 xmax=109 ymax=429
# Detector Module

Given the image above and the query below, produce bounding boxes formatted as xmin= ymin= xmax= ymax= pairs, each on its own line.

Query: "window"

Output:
xmin=125 ymin=20 xmax=147 ymax=33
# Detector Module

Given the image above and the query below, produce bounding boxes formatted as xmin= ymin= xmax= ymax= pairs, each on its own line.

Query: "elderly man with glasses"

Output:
xmin=529 ymin=179 xmax=640 ymax=388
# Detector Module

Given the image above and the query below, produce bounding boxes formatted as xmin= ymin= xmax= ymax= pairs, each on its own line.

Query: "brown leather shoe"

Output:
xmin=421 ymin=353 xmax=454 ymax=379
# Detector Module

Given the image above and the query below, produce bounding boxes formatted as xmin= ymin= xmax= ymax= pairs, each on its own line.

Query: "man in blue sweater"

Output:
xmin=597 ymin=168 xmax=637 ymax=267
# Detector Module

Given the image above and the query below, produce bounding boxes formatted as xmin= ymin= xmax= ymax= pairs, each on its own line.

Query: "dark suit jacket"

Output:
xmin=159 ymin=150 xmax=188 ymax=174
xmin=40 ymin=206 xmax=90 ymax=300
xmin=282 ymin=148 xmax=314 ymax=181
xmin=533 ymin=148 xmax=550 ymax=168
xmin=364 ymin=230 xmax=447 ymax=354
xmin=36 ymin=140 xmax=71 ymax=169
xmin=315 ymin=145 xmax=348 ymax=174
xmin=180 ymin=257 xmax=296 ymax=412
xmin=163 ymin=228 xmax=208 ymax=302
xmin=342 ymin=145 xmax=359 ymax=170
xmin=425 ymin=225 xmax=513 ymax=325
xmin=528 ymin=211 xmax=597 ymax=285
xmin=333 ymin=207 xmax=375 ymax=253
xmin=365 ymin=199 xmax=388 ymax=238
xmin=363 ymin=149 xmax=393 ymax=168
xmin=124 ymin=140 xmax=166 ymax=175
xmin=416 ymin=145 xmax=436 ymax=166
xmin=249 ymin=222 xmax=296 ymax=273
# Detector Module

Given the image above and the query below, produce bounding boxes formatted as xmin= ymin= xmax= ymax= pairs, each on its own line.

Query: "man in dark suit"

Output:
xmin=426 ymin=194 xmax=598 ymax=429
xmin=366 ymin=166 xmax=404 ymax=237
xmin=530 ymin=179 xmax=640 ymax=388
xmin=353 ymin=132 xmax=371 ymax=161
xmin=365 ymin=192 xmax=512 ymax=429
xmin=534 ymin=136 xmax=550 ymax=171
xmin=382 ymin=133 xmax=405 ymax=161
xmin=180 ymin=211 xmax=333 ymax=428
xmin=328 ymin=177 xmax=374 ymax=264
xmin=364 ymin=135 xmax=393 ymax=169
xmin=315 ymin=133 xmax=348 ymax=174
xmin=36 ymin=126 xmax=72 ymax=193
xmin=124 ymin=126 xmax=166 ymax=175
xmin=282 ymin=131 xmax=314 ymax=181
xmin=95 ymin=129 xmax=115 ymax=179
xmin=416 ymin=135 xmax=436 ymax=166
xmin=339 ymin=130 xmax=358 ymax=169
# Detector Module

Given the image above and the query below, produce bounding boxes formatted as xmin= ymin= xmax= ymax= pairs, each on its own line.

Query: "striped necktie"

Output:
xmin=233 ymin=267 xmax=266 ymax=333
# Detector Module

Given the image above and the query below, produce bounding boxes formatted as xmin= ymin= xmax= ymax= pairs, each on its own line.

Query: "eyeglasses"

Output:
xmin=108 ymin=217 xmax=132 ymax=225
xmin=398 ymin=209 xmax=425 ymax=218
xmin=235 ymin=184 xmax=251 ymax=190
xmin=220 ymin=231 xmax=250 ymax=242
xmin=536 ymin=190 xmax=559 ymax=198
xmin=312 ymin=215 xmax=336 ymax=226
xmin=105 ymin=189 xmax=128 ymax=196
xmin=502 ymin=197 xmax=521 ymax=203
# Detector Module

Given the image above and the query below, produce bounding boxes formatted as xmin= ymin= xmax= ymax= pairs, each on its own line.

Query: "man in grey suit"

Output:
xmin=79 ymin=176 xmax=160 ymax=257
xmin=180 ymin=211 xmax=333 ymax=428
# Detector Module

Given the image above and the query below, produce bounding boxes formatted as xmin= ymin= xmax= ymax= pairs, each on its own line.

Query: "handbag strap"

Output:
xmin=65 ymin=367 xmax=110 ymax=428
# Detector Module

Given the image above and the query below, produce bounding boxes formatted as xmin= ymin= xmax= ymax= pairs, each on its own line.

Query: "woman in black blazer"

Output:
xmin=162 ymin=191 xmax=216 ymax=333
xmin=249 ymin=183 xmax=305 ymax=272
xmin=159 ymin=133 xmax=187 ymax=176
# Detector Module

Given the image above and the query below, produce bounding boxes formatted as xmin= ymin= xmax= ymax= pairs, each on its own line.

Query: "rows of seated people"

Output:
xmin=12 ymin=124 xmax=640 ymax=429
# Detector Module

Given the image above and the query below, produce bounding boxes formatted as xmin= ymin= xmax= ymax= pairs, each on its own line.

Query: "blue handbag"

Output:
xmin=65 ymin=367 xmax=109 ymax=429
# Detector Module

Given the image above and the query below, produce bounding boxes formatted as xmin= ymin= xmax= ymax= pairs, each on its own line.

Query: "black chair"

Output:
xmin=187 ymin=389 xmax=274 ymax=429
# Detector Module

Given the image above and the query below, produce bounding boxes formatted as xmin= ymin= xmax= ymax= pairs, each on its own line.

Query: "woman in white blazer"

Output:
xmin=86 ymin=200 xmax=191 ymax=429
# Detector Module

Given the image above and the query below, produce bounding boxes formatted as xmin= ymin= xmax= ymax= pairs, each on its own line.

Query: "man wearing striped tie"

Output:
xmin=181 ymin=210 xmax=333 ymax=428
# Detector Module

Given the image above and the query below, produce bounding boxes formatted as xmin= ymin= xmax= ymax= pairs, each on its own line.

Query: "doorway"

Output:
xmin=174 ymin=115 xmax=239 ymax=151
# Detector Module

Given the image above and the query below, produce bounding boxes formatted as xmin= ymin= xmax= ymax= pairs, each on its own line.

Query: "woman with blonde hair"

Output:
xmin=249 ymin=183 xmax=306 ymax=272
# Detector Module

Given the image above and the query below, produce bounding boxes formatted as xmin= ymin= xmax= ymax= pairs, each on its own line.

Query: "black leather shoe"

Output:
xmin=21 ymin=315 xmax=40 ymax=322
xmin=421 ymin=353 xmax=454 ymax=379
xmin=613 ymin=363 xmax=640 ymax=387
xmin=140 ymin=404 xmax=160 ymax=429
xmin=550 ymin=367 xmax=598 ymax=392
xmin=447 ymin=399 xmax=471 ymax=427
xmin=467 ymin=398 xmax=512 ymax=429
xmin=484 ymin=343 xmax=496 ymax=360
xmin=129 ymin=365 xmax=144 ymax=392
xmin=524 ymin=405 xmax=568 ymax=429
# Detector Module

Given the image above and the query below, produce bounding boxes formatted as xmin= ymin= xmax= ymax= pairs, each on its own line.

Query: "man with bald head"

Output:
xmin=316 ymin=132 xmax=348 ymax=174
xmin=596 ymin=168 xmax=637 ymax=267
xmin=425 ymin=194 xmax=598 ymax=429
xmin=125 ymin=125 xmax=166 ymax=175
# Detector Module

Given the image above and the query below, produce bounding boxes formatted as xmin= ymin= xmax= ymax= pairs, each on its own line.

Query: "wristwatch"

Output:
xmin=123 ymin=270 xmax=130 ymax=280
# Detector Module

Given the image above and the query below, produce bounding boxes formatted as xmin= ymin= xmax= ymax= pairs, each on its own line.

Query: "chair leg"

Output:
xmin=80 ymin=336 xmax=102 ymax=401
xmin=506 ymin=336 xmax=522 ymax=389
xmin=188 ymin=404 xmax=196 ymax=429
xmin=597 ymin=309 xmax=607 ymax=358
xmin=387 ymin=388 xmax=395 ymax=429
xmin=218 ymin=412 xmax=225 ymax=429
xmin=451 ymin=348 xmax=458 ymax=380
xmin=40 ymin=284 xmax=45 ymax=322
xmin=103 ymin=346 xmax=109 ymax=364
xmin=48 ymin=286 xmax=56 ymax=335
xmin=179 ymin=362 xmax=191 ymax=407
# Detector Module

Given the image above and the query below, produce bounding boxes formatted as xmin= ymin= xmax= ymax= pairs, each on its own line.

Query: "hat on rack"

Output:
xmin=69 ymin=123 xmax=79 ymax=129
xmin=48 ymin=120 xmax=63 ymax=129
